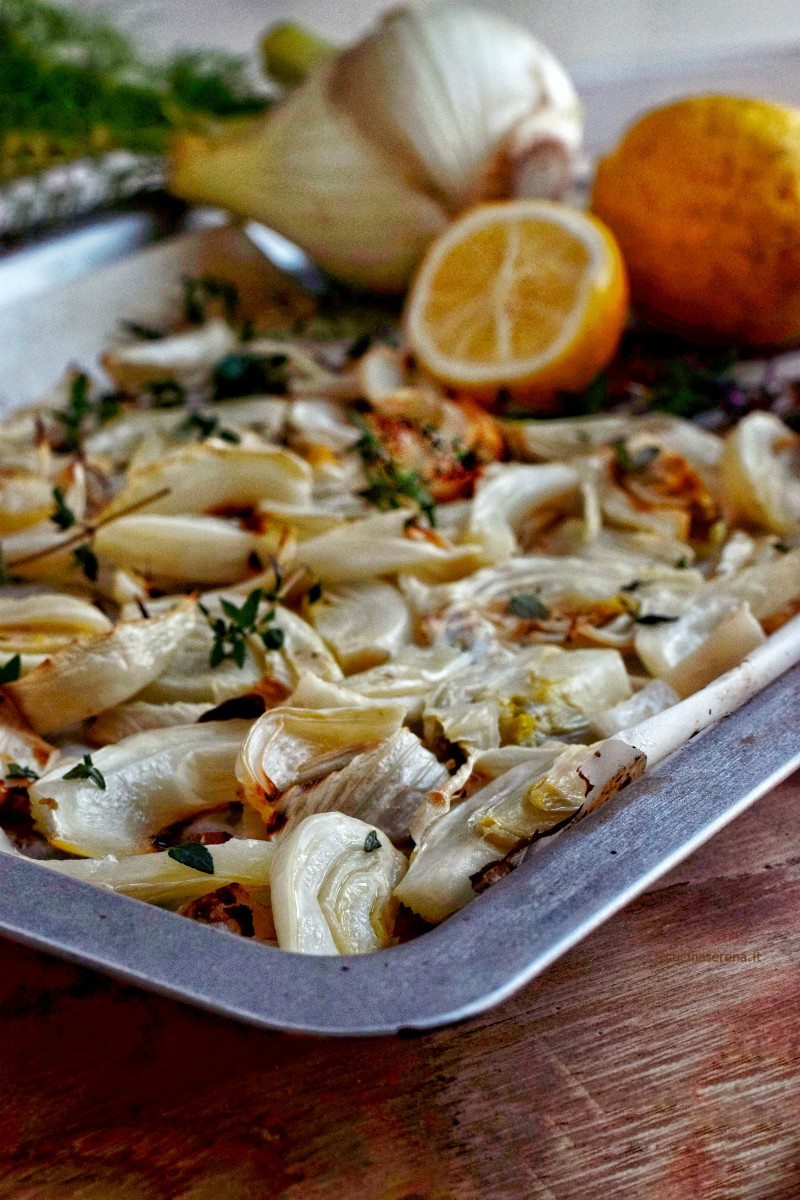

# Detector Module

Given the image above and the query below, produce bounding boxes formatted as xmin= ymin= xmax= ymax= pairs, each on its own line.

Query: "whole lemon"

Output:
xmin=591 ymin=95 xmax=800 ymax=347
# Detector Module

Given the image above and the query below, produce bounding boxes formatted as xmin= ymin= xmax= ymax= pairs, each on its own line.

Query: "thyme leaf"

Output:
xmin=52 ymin=373 xmax=92 ymax=451
xmin=508 ymin=594 xmax=550 ymax=620
xmin=211 ymin=353 xmax=289 ymax=400
xmin=167 ymin=842 xmax=215 ymax=875
xmin=62 ymin=753 xmax=106 ymax=789
xmin=363 ymin=830 xmax=381 ymax=853
xmin=72 ymin=543 xmax=99 ymax=582
xmin=177 ymin=412 xmax=240 ymax=443
xmin=0 ymin=656 xmax=21 ymax=684
xmin=49 ymin=486 xmax=77 ymax=531
xmin=5 ymin=762 xmax=39 ymax=782
xmin=121 ymin=321 xmax=163 ymax=341
xmin=561 ymin=372 xmax=610 ymax=416
xmin=146 ymin=381 xmax=186 ymax=410
xmin=182 ymin=276 xmax=240 ymax=325
xmin=612 ymin=440 xmax=660 ymax=474
xmin=96 ymin=392 xmax=122 ymax=424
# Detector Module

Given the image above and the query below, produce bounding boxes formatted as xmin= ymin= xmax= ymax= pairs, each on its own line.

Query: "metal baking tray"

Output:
xmin=1 ymin=46 xmax=800 ymax=1033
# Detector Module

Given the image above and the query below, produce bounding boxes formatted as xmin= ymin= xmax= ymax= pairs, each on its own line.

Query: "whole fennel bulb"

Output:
xmin=169 ymin=5 xmax=583 ymax=293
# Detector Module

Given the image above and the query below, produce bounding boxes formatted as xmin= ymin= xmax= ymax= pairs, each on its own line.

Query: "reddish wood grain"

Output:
xmin=1 ymin=772 xmax=799 ymax=1200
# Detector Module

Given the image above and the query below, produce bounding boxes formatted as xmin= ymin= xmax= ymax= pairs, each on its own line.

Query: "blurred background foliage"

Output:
xmin=0 ymin=0 xmax=269 ymax=177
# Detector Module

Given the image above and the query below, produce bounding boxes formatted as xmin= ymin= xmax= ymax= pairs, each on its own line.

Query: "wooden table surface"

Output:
xmin=0 ymin=768 xmax=798 ymax=1199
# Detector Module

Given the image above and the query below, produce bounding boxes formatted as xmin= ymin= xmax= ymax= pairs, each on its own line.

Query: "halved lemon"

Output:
xmin=404 ymin=200 xmax=628 ymax=405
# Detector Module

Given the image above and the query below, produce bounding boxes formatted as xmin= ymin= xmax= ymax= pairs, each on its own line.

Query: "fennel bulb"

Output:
xmin=170 ymin=5 xmax=582 ymax=292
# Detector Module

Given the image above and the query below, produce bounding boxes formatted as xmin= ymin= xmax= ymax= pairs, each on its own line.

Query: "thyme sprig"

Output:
xmin=199 ymin=582 xmax=285 ymax=669
xmin=4 ymin=486 xmax=171 ymax=573
xmin=52 ymin=373 xmax=92 ymax=452
xmin=51 ymin=372 xmax=120 ymax=451
xmin=349 ymin=411 xmax=436 ymax=526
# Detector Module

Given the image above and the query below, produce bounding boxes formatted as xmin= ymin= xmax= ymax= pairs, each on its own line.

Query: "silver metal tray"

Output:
xmin=0 ymin=668 xmax=796 ymax=1035
xmin=1 ymin=47 xmax=799 ymax=1034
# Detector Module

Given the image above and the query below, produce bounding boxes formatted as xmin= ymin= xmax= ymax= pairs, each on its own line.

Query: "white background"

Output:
xmin=66 ymin=0 xmax=800 ymax=74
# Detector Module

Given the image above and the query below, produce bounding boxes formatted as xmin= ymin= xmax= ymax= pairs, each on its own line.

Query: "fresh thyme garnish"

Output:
xmin=561 ymin=372 xmax=610 ymax=416
xmin=557 ymin=339 xmax=741 ymax=421
xmin=167 ymin=842 xmax=215 ymax=875
xmin=62 ymin=754 xmax=106 ymax=789
xmin=306 ymin=581 xmax=323 ymax=604
xmin=5 ymin=762 xmax=39 ymax=782
xmin=0 ymin=656 xmax=21 ymax=684
xmin=346 ymin=332 xmax=374 ymax=360
xmin=52 ymin=373 xmax=92 ymax=452
xmin=675 ymin=556 xmax=690 ymax=569
xmin=49 ymin=486 xmax=77 ymax=531
xmin=648 ymin=354 xmax=738 ymax=419
xmin=363 ymin=830 xmax=381 ymax=853
xmin=4 ymin=486 xmax=171 ymax=573
xmin=177 ymin=412 xmax=240 ymax=443
xmin=121 ymin=321 xmax=164 ymax=342
xmin=620 ymin=580 xmax=643 ymax=593
xmin=0 ymin=1 xmax=268 ymax=175
xmin=349 ymin=410 xmax=436 ymax=526
xmin=508 ymin=594 xmax=550 ymax=620
xmin=146 ymin=381 xmax=187 ymax=410
xmin=634 ymin=613 xmax=680 ymax=625
xmin=612 ymin=440 xmax=660 ymax=474
xmin=72 ymin=544 xmax=99 ymax=582
xmin=199 ymin=585 xmax=285 ymax=669
xmin=211 ymin=353 xmax=289 ymax=400
xmin=50 ymin=374 xmax=121 ymax=447
xmin=182 ymin=276 xmax=240 ymax=326
xmin=451 ymin=439 xmax=478 ymax=470
xmin=774 ymin=541 xmax=791 ymax=554
xmin=96 ymin=391 xmax=122 ymax=424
